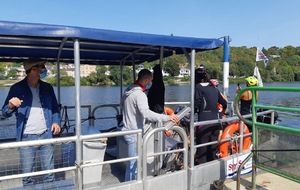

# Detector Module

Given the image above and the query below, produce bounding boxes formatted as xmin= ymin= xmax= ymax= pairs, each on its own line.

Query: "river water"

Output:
xmin=0 ymin=81 xmax=299 ymax=130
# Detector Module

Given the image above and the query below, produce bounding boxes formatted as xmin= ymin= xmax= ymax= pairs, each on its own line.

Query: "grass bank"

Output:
xmin=0 ymin=80 xmax=19 ymax=87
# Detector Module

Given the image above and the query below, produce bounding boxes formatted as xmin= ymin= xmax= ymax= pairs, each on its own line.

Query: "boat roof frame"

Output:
xmin=0 ymin=20 xmax=224 ymax=65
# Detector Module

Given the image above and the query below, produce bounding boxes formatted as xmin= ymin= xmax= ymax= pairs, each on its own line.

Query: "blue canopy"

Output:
xmin=0 ymin=20 xmax=224 ymax=65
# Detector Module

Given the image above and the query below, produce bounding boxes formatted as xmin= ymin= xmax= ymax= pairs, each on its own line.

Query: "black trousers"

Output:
xmin=195 ymin=124 xmax=220 ymax=165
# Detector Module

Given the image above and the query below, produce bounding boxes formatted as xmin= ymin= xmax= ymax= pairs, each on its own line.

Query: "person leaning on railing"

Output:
xmin=1 ymin=58 xmax=61 ymax=186
xmin=236 ymin=76 xmax=259 ymax=132
xmin=120 ymin=69 xmax=179 ymax=181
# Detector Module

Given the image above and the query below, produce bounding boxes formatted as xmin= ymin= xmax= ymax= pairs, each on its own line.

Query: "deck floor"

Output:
xmin=1 ymin=150 xmax=124 ymax=190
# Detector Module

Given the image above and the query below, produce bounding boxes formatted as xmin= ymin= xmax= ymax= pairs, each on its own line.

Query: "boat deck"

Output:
xmin=0 ymin=148 xmax=124 ymax=190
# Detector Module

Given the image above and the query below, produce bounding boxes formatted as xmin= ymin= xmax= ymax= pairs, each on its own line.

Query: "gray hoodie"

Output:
xmin=121 ymin=84 xmax=169 ymax=134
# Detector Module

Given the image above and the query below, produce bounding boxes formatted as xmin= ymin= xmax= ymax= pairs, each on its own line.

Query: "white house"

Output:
xmin=177 ymin=68 xmax=190 ymax=78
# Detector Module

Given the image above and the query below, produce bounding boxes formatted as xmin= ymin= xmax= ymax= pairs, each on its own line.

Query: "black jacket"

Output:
xmin=195 ymin=83 xmax=227 ymax=121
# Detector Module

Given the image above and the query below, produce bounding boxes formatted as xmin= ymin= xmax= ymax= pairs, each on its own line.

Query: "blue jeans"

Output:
xmin=20 ymin=132 xmax=55 ymax=186
xmin=124 ymin=135 xmax=137 ymax=181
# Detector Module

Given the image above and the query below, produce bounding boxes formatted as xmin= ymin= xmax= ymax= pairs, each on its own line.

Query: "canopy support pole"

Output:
xmin=74 ymin=39 xmax=83 ymax=190
xmin=222 ymin=36 xmax=230 ymax=98
xmin=56 ymin=37 xmax=68 ymax=107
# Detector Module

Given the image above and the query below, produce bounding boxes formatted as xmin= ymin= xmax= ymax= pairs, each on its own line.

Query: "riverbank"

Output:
xmin=0 ymin=80 xmax=19 ymax=87
xmin=0 ymin=79 xmax=190 ymax=87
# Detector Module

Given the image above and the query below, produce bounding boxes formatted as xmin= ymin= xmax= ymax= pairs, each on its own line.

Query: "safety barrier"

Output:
xmin=1 ymin=100 xmax=277 ymax=190
xmin=235 ymin=86 xmax=300 ymax=190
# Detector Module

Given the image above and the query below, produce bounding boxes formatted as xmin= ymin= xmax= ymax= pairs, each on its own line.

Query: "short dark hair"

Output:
xmin=195 ymin=67 xmax=208 ymax=83
xmin=138 ymin=69 xmax=152 ymax=80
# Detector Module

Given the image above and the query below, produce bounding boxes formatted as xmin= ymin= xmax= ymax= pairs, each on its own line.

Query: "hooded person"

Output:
xmin=147 ymin=64 xmax=165 ymax=113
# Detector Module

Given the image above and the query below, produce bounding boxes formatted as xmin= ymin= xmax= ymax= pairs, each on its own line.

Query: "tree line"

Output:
xmin=1 ymin=45 xmax=300 ymax=86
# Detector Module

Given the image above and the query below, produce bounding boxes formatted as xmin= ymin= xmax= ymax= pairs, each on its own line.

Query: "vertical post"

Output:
xmin=56 ymin=37 xmax=67 ymax=107
xmin=153 ymin=46 xmax=164 ymax=176
xmin=190 ymin=49 xmax=195 ymax=168
xmin=56 ymin=62 xmax=61 ymax=106
xmin=223 ymin=36 xmax=230 ymax=98
xmin=132 ymin=55 xmax=136 ymax=81
xmin=119 ymin=62 xmax=123 ymax=109
xmin=160 ymin=46 xmax=164 ymax=68
xmin=251 ymin=88 xmax=258 ymax=189
xmin=74 ymin=39 xmax=83 ymax=190
xmin=137 ymin=132 xmax=142 ymax=181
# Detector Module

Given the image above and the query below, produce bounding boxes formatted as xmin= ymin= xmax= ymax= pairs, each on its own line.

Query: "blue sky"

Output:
xmin=1 ymin=0 xmax=299 ymax=49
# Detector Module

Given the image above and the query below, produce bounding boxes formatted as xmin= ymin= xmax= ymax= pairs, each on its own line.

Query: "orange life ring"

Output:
xmin=164 ymin=106 xmax=174 ymax=115
xmin=219 ymin=122 xmax=251 ymax=158
xmin=217 ymin=93 xmax=227 ymax=113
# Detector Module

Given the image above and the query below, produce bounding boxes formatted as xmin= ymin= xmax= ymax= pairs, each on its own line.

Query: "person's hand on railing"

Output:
xmin=168 ymin=113 xmax=179 ymax=123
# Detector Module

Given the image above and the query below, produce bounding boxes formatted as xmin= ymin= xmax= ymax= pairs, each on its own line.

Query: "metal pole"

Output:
xmin=153 ymin=46 xmax=164 ymax=176
xmin=74 ymin=39 xmax=83 ymax=190
xmin=56 ymin=37 xmax=67 ymax=106
xmin=132 ymin=55 xmax=136 ymax=81
xmin=251 ymin=89 xmax=258 ymax=189
xmin=56 ymin=62 xmax=61 ymax=106
xmin=237 ymin=152 xmax=253 ymax=190
xmin=160 ymin=46 xmax=164 ymax=68
xmin=223 ymin=36 xmax=230 ymax=98
xmin=190 ymin=49 xmax=195 ymax=168
xmin=119 ymin=62 xmax=123 ymax=110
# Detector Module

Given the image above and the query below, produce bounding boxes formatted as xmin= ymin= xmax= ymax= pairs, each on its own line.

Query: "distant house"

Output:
xmin=270 ymin=55 xmax=281 ymax=59
xmin=136 ymin=64 xmax=170 ymax=77
xmin=162 ymin=70 xmax=170 ymax=77
xmin=63 ymin=64 xmax=96 ymax=78
xmin=15 ymin=67 xmax=26 ymax=79
xmin=177 ymin=68 xmax=190 ymax=78
xmin=4 ymin=66 xmax=26 ymax=80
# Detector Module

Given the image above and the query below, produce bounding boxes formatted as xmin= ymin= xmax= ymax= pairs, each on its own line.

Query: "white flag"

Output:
xmin=254 ymin=66 xmax=263 ymax=87
xmin=256 ymin=47 xmax=269 ymax=67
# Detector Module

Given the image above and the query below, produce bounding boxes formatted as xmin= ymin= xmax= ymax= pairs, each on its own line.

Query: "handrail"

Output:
xmin=0 ymin=129 xmax=143 ymax=185
xmin=235 ymin=86 xmax=300 ymax=125
xmin=235 ymin=86 xmax=300 ymax=190
xmin=90 ymin=104 xmax=120 ymax=126
xmin=142 ymin=125 xmax=188 ymax=190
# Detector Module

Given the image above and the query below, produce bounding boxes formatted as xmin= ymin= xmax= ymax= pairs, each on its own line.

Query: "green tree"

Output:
xmin=164 ymin=57 xmax=180 ymax=76
xmin=280 ymin=66 xmax=294 ymax=81
xmin=109 ymin=66 xmax=132 ymax=86
xmin=96 ymin=66 xmax=111 ymax=85
xmin=6 ymin=69 xmax=17 ymax=79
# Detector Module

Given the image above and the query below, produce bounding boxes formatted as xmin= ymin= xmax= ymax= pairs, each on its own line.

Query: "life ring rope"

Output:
xmin=219 ymin=122 xmax=251 ymax=158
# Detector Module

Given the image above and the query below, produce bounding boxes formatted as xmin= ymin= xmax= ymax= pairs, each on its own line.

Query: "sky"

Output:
xmin=1 ymin=0 xmax=300 ymax=49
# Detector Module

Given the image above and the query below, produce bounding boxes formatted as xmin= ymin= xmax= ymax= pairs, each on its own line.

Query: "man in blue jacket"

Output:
xmin=2 ymin=58 xmax=61 ymax=186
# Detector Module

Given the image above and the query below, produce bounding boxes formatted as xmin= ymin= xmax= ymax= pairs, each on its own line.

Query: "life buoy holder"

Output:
xmin=219 ymin=122 xmax=251 ymax=158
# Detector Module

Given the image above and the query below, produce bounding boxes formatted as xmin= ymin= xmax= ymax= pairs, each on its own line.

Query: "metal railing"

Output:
xmin=1 ymin=100 xmax=280 ymax=190
xmin=235 ymin=86 xmax=300 ymax=190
